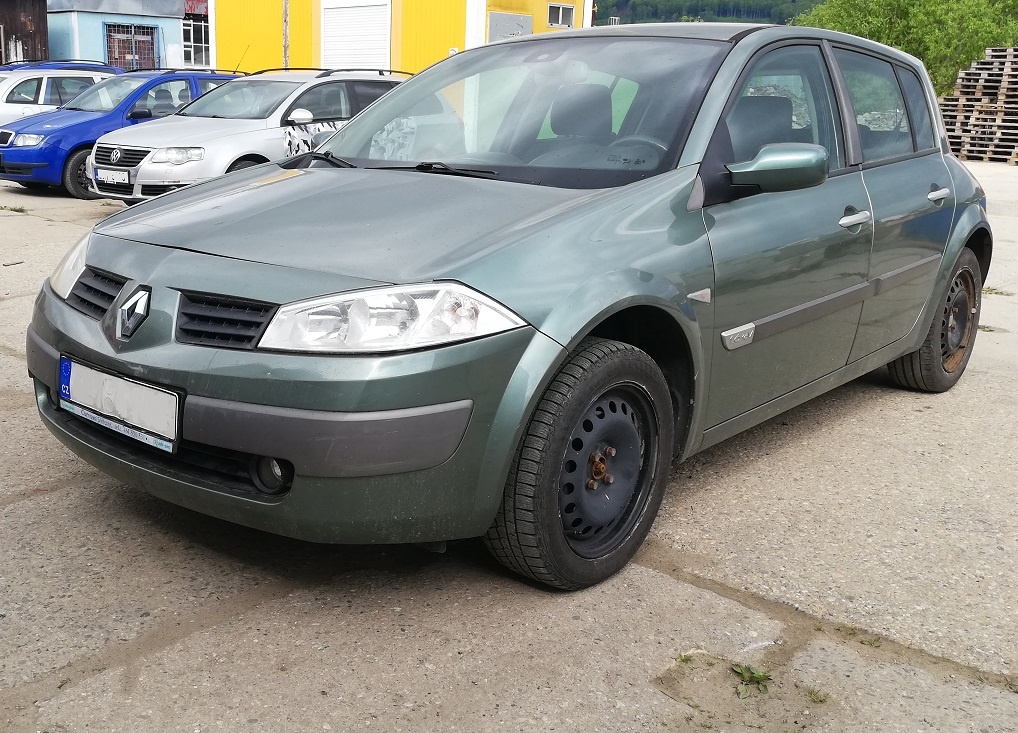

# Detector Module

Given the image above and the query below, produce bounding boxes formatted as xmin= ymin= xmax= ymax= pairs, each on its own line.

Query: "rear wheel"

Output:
xmin=484 ymin=338 xmax=674 ymax=590
xmin=62 ymin=149 xmax=100 ymax=200
xmin=887 ymin=248 xmax=982 ymax=392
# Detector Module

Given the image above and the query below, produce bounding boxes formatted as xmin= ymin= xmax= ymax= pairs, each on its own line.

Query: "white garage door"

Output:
xmin=322 ymin=2 xmax=390 ymax=69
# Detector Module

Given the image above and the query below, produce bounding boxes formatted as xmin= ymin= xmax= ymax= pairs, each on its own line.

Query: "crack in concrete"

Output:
xmin=636 ymin=537 xmax=1018 ymax=696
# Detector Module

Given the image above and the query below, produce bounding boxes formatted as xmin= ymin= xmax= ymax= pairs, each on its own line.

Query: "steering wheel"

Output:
xmin=608 ymin=135 xmax=669 ymax=154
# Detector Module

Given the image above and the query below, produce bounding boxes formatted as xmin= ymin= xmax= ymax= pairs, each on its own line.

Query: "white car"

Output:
xmin=86 ymin=69 xmax=404 ymax=202
xmin=0 ymin=65 xmax=114 ymax=126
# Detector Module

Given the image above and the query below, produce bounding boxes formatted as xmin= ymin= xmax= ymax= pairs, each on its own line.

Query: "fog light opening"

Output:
xmin=251 ymin=456 xmax=295 ymax=495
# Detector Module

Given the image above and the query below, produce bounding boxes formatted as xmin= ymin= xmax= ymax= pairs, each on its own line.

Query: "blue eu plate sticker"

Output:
xmin=59 ymin=357 xmax=72 ymax=400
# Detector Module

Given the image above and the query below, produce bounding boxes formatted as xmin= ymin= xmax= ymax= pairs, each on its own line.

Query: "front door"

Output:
xmin=702 ymin=44 xmax=872 ymax=427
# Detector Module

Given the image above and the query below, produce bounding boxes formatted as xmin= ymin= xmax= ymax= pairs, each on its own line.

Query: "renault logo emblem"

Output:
xmin=117 ymin=288 xmax=150 ymax=340
xmin=110 ymin=148 xmax=122 ymax=164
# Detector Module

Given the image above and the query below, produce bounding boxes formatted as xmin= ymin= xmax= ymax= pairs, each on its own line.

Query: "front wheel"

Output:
xmin=887 ymin=248 xmax=982 ymax=392
xmin=484 ymin=338 xmax=675 ymax=590
xmin=62 ymin=149 xmax=100 ymax=200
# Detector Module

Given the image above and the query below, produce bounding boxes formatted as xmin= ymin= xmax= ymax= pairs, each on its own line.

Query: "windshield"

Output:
xmin=321 ymin=36 xmax=726 ymax=189
xmin=178 ymin=79 xmax=300 ymax=119
xmin=63 ymin=76 xmax=148 ymax=112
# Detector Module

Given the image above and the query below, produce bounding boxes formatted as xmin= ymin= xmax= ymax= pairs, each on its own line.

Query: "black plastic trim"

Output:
xmin=182 ymin=396 xmax=474 ymax=478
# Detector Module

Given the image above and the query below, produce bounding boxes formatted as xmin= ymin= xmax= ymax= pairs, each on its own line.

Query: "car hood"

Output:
xmin=0 ymin=108 xmax=104 ymax=133
xmin=97 ymin=115 xmax=266 ymax=147
xmin=95 ymin=163 xmax=594 ymax=283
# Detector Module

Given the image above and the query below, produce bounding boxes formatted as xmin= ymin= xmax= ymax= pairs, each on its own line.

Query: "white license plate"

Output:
xmin=59 ymin=357 xmax=179 ymax=453
xmin=95 ymin=167 xmax=129 ymax=184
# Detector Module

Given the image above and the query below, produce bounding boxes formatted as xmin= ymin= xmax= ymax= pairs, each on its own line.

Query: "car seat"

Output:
xmin=151 ymin=88 xmax=176 ymax=117
xmin=176 ymin=87 xmax=192 ymax=107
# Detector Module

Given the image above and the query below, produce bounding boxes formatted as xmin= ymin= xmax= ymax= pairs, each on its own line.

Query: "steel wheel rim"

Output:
xmin=557 ymin=382 xmax=658 ymax=559
xmin=76 ymin=159 xmax=90 ymax=192
xmin=941 ymin=269 xmax=976 ymax=373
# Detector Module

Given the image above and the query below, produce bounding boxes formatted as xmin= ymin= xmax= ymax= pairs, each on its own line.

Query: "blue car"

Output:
xmin=0 ymin=69 xmax=238 ymax=198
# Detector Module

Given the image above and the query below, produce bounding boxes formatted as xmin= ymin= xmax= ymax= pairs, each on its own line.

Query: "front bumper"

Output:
xmin=87 ymin=153 xmax=205 ymax=200
xmin=29 ymin=278 xmax=564 ymax=544
xmin=0 ymin=143 xmax=54 ymax=184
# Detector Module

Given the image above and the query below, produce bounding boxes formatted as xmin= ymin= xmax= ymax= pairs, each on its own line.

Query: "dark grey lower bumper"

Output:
xmin=27 ymin=326 xmax=472 ymax=478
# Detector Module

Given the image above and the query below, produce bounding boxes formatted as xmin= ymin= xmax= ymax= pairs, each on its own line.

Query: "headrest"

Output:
xmin=550 ymin=83 xmax=613 ymax=138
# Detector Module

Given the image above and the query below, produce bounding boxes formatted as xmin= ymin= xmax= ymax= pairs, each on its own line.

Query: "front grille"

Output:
xmin=141 ymin=184 xmax=181 ymax=197
xmin=176 ymin=292 xmax=276 ymax=350
xmin=0 ymin=130 xmax=12 ymax=146
xmin=67 ymin=267 xmax=129 ymax=319
xmin=94 ymin=145 xmax=150 ymax=167
xmin=94 ymin=180 xmax=134 ymax=196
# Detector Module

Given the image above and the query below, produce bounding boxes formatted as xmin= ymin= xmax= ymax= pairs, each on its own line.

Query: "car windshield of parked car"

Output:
xmin=63 ymin=76 xmax=148 ymax=112
xmin=321 ymin=36 xmax=726 ymax=189
xmin=177 ymin=79 xmax=301 ymax=119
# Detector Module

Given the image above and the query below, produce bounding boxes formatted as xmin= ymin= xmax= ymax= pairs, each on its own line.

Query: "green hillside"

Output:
xmin=594 ymin=1 xmax=824 ymax=24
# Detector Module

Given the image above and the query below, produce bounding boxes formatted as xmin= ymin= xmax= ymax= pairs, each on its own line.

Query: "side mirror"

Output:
xmin=727 ymin=143 xmax=828 ymax=193
xmin=127 ymin=108 xmax=152 ymax=120
xmin=311 ymin=130 xmax=335 ymax=148
xmin=287 ymin=108 xmax=314 ymax=125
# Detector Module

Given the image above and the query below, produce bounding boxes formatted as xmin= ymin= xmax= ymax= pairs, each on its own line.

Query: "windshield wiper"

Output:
xmin=63 ymin=106 xmax=86 ymax=111
xmin=371 ymin=161 xmax=499 ymax=180
xmin=288 ymin=150 xmax=356 ymax=169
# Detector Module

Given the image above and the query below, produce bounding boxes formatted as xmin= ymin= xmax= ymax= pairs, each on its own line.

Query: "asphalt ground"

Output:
xmin=0 ymin=162 xmax=1016 ymax=732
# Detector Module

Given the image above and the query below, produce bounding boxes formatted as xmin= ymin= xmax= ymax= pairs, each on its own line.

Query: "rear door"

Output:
xmin=701 ymin=44 xmax=872 ymax=427
xmin=832 ymin=49 xmax=955 ymax=361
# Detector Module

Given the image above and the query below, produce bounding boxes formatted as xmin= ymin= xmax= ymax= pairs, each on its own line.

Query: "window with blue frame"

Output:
xmin=105 ymin=23 xmax=160 ymax=70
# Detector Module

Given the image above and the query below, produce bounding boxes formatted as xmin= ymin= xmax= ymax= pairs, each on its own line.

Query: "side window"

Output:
xmin=44 ymin=77 xmax=95 ymax=105
xmin=350 ymin=81 xmax=394 ymax=112
xmin=130 ymin=80 xmax=192 ymax=118
xmin=834 ymin=49 xmax=913 ymax=162
xmin=6 ymin=77 xmax=41 ymax=104
xmin=197 ymin=79 xmax=224 ymax=95
xmin=291 ymin=83 xmax=351 ymax=122
xmin=723 ymin=46 xmax=844 ymax=169
xmin=897 ymin=67 xmax=936 ymax=151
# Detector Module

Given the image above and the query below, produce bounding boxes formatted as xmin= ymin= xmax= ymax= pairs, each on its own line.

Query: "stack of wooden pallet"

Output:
xmin=941 ymin=47 xmax=1018 ymax=164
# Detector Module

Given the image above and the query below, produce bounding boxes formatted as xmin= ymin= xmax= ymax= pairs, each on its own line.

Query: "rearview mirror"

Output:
xmin=287 ymin=108 xmax=314 ymax=125
xmin=727 ymin=143 xmax=828 ymax=193
xmin=127 ymin=108 xmax=153 ymax=120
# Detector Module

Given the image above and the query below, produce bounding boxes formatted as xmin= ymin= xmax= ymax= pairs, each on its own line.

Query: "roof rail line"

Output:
xmin=126 ymin=68 xmax=243 ymax=75
xmin=316 ymin=68 xmax=414 ymax=77
xmin=250 ymin=67 xmax=331 ymax=75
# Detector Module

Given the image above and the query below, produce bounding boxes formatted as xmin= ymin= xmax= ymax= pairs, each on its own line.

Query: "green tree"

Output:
xmin=793 ymin=0 xmax=1018 ymax=94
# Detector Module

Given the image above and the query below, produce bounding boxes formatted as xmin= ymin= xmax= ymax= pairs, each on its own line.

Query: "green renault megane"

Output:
xmin=29 ymin=23 xmax=991 ymax=589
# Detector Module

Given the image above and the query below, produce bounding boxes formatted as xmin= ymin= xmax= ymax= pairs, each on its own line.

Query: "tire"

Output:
xmin=484 ymin=337 xmax=675 ymax=590
xmin=227 ymin=159 xmax=260 ymax=173
xmin=887 ymin=248 xmax=982 ymax=392
xmin=62 ymin=149 xmax=100 ymax=200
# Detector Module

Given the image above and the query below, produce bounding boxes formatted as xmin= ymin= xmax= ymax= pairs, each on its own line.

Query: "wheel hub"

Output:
xmin=558 ymin=391 xmax=646 ymax=548
xmin=941 ymin=270 xmax=976 ymax=372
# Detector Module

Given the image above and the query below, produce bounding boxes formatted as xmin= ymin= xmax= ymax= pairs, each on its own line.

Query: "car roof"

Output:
xmin=493 ymin=22 xmax=923 ymax=70
xmin=0 ymin=60 xmax=122 ymax=73
xmin=0 ymin=67 xmax=115 ymax=78
xmin=121 ymin=69 xmax=239 ymax=80
xmin=243 ymin=69 xmax=409 ymax=83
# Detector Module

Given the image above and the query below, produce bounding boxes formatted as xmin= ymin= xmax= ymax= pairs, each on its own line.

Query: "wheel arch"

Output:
xmin=964 ymin=224 xmax=992 ymax=284
xmin=228 ymin=153 xmax=270 ymax=170
xmin=584 ymin=305 xmax=697 ymax=458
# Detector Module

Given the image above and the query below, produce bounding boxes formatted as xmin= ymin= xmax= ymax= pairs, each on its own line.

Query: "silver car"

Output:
xmin=86 ymin=69 xmax=404 ymax=202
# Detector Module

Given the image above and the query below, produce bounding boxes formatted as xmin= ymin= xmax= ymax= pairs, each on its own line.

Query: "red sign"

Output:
xmin=184 ymin=0 xmax=208 ymax=14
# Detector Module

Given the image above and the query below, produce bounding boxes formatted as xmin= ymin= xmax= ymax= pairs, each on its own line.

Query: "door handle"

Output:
xmin=928 ymin=187 xmax=951 ymax=203
xmin=839 ymin=210 xmax=871 ymax=228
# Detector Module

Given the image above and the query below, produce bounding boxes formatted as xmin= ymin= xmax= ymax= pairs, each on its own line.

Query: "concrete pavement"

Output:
xmin=0 ymin=162 xmax=1016 ymax=732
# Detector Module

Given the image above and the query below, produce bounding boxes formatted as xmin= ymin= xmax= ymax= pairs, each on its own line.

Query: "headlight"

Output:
xmin=151 ymin=147 xmax=204 ymax=164
xmin=49 ymin=234 xmax=90 ymax=300
xmin=258 ymin=283 xmax=526 ymax=353
xmin=13 ymin=134 xmax=44 ymax=146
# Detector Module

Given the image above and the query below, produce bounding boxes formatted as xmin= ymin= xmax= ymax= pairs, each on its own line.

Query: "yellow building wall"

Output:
xmin=487 ymin=0 xmax=586 ymax=36
xmin=392 ymin=0 xmax=465 ymax=73
xmin=215 ymin=0 xmax=317 ymax=73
